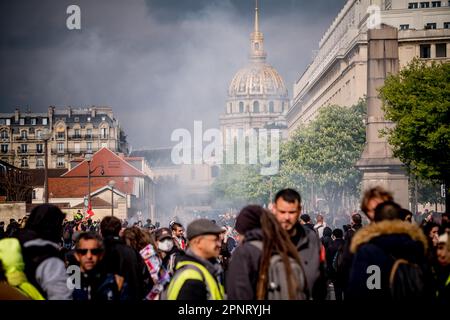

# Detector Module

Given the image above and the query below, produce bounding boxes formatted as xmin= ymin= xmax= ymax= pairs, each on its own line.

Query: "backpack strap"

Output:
xmin=389 ymin=258 xmax=409 ymax=287
xmin=248 ymin=240 xmax=263 ymax=251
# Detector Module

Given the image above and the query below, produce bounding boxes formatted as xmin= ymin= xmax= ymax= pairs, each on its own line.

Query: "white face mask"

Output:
xmin=158 ymin=239 xmax=174 ymax=252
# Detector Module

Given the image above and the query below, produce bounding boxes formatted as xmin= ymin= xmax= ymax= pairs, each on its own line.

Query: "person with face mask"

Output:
xmin=141 ymin=228 xmax=183 ymax=300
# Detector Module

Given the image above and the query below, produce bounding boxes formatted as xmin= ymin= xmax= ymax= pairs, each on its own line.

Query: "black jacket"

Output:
xmin=326 ymin=238 xmax=345 ymax=281
xmin=100 ymin=236 xmax=150 ymax=300
xmin=347 ymin=220 xmax=433 ymax=300
xmin=226 ymin=229 xmax=263 ymax=300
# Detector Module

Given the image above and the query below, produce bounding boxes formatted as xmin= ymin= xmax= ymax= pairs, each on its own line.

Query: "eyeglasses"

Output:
xmin=75 ymin=248 xmax=103 ymax=256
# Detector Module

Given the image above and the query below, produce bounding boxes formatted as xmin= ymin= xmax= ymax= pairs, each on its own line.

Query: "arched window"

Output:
xmin=0 ymin=130 xmax=8 ymax=139
xmin=269 ymin=101 xmax=274 ymax=113
xmin=253 ymin=101 xmax=260 ymax=113
xmin=239 ymin=102 xmax=244 ymax=113
xmin=20 ymin=130 xmax=27 ymax=139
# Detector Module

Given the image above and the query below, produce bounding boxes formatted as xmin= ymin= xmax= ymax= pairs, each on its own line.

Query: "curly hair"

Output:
xmin=122 ymin=226 xmax=156 ymax=252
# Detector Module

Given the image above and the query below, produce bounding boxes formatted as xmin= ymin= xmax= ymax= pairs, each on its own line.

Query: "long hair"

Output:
xmin=255 ymin=210 xmax=305 ymax=300
xmin=122 ymin=226 xmax=156 ymax=252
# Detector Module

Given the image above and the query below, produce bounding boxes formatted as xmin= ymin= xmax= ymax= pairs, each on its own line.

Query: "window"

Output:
xmin=31 ymin=118 xmax=36 ymax=125
xmin=436 ymin=43 xmax=447 ymax=57
xmin=74 ymin=117 xmax=79 ymax=122
xmin=420 ymin=44 xmax=431 ymax=58
xmin=36 ymin=144 xmax=43 ymax=153
xmin=400 ymin=24 xmax=410 ymax=30
xmin=282 ymin=102 xmax=285 ymax=112
xmin=32 ymin=190 xmax=36 ymax=199
xmin=57 ymin=142 xmax=64 ymax=153
xmin=431 ymin=1 xmax=441 ymax=6
xmin=21 ymin=130 xmax=27 ymax=139
xmin=102 ymin=116 xmax=106 ymax=121
xmin=0 ymin=119 xmax=4 ymax=125
xmin=420 ymin=2 xmax=430 ymax=7
xmin=0 ymin=131 xmax=8 ymax=139
xmin=444 ymin=22 xmax=450 ymax=29
xmin=211 ymin=165 xmax=219 ymax=178
xmin=425 ymin=23 xmax=436 ymax=29
xmin=86 ymin=128 xmax=92 ymax=139
xmin=87 ymin=142 xmax=92 ymax=151
xmin=21 ymin=144 xmax=27 ymax=153
xmin=269 ymin=101 xmax=274 ymax=113
xmin=19 ymin=118 xmax=25 ymax=125
xmin=74 ymin=129 xmax=81 ymax=138
xmin=42 ymin=118 xmax=47 ymax=125
xmin=253 ymin=101 xmax=260 ymax=113
xmin=100 ymin=128 xmax=108 ymax=139
xmin=21 ymin=158 xmax=28 ymax=168
xmin=239 ymin=102 xmax=244 ymax=113
xmin=57 ymin=156 xmax=65 ymax=167
xmin=408 ymin=2 xmax=418 ymax=8
xmin=36 ymin=158 xmax=44 ymax=168
xmin=101 ymin=142 xmax=108 ymax=148
xmin=87 ymin=117 xmax=91 ymax=122
xmin=74 ymin=143 xmax=80 ymax=153
xmin=1 ymin=144 xmax=8 ymax=153
xmin=6 ymin=119 xmax=10 ymax=126
xmin=57 ymin=131 xmax=65 ymax=139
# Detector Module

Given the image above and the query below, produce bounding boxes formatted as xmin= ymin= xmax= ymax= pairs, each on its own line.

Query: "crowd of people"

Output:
xmin=0 ymin=187 xmax=449 ymax=301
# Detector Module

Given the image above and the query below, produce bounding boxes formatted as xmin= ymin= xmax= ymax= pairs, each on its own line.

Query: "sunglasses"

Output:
xmin=75 ymin=248 xmax=103 ymax=256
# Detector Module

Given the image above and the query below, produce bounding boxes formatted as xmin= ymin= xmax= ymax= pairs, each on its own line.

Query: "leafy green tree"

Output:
xmin=379 ymin=59 xmax=450 ymax=213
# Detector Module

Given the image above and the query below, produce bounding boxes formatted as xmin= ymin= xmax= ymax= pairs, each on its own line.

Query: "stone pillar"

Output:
xmin=356 ymin=24 xmax=409 ymax=209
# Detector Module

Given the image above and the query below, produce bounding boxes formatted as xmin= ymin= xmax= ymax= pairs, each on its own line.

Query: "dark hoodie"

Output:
xmin=16 ymin=205 xmax=71 ymax=300
xmin=226 ymin=228 xmax=263 ymax=300
xmin=347 ymin=220 xmax=433 ymax=300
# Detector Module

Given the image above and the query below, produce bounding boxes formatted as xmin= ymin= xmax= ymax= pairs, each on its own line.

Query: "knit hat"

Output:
xmin=234 ymin=205 xmax=264 ymax=235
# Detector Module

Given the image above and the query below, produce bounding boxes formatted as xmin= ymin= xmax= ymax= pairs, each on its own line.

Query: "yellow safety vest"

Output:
xmin=166 ymin=260 xmax=224 ymax=300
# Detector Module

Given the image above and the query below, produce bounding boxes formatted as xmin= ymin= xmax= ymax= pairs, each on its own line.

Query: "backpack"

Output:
xmin=249 ymin=240 xmax=308 ymax=300
xmin=332 ymin=244 xmax=345 ymax=273
xmin=388 ymin=257 xmax=425 ymax=299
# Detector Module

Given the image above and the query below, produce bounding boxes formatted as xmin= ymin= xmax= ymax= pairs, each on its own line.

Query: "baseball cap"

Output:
xmin=155 ymin=228 xmax=172 ymax=241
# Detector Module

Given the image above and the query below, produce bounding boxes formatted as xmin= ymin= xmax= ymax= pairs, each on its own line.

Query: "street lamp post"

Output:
xmin=109 ymin=180 xmax=116 ymax=216
xmin=42 ymin=129 xmax=51 ymax=204
xmin=85 ymin=150 xmax=104 ymax=215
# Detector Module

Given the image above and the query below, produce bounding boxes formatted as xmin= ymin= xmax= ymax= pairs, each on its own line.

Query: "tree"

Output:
xmin=379 ymin=59 xmax=450 ymax=213
xmin=213 ymin=100 xmax=367 ymax=215
xmin=283 ymin=100 xmax=367 ymax=214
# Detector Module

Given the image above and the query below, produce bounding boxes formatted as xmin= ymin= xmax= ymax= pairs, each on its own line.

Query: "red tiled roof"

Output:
xmin=62 ymin=148 xmax=145 ymax=178
xmin=48 ymin=176 xmax=134 ymax=198
xmin=72 ymin=196 xmax=111 ymax=208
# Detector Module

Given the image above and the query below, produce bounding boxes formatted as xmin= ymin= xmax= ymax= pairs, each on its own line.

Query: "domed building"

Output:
xmin=220 ymin=3 xmax=289 ymax=143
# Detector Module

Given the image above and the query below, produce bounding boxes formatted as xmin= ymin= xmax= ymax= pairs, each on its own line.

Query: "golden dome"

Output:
xmin=228 ymin=63 xmax=288 ymax=98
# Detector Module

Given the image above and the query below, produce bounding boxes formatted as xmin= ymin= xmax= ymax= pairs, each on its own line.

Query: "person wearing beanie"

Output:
xmin=16 ymin=204 xmax=72 ymax=300
xmin=226 ymin=205 xmax=307 ymax=300
xmin=165 ymin=219 xmax=225 ymax=300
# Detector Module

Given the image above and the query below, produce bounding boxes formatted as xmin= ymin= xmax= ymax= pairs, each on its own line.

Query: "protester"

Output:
xmin=435 ymin=231 xmax=450 ymax=301
xmin=165 ymin=219 xmax=224 ymax=300
xmin=272 ymin=189 xmax=327 ymax=300
xmin=299 ymin=214 xmax=315 ymax=232
xmin=226 ymin=205 xmax=307 ymax=300
xmin=347 ymin=201 xmax=433 ymax=300
xmin=15 ymin=204 xmax=72 ymax=299
xmin=99 ymin=216 xmax=148 ymax=300
xmin=314 ymin=214 xmax=327 ymax=239
xmin=171 ymin=222 xmax=187 ymax=251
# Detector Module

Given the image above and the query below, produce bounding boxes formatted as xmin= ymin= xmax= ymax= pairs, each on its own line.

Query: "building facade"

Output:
xmin=288 ymin=0 xmax=450 ymax=132
xmin=220 ymin=3 xmax=289 ymax=144
xmin=0 ymin=106 xmax=128 ymax=169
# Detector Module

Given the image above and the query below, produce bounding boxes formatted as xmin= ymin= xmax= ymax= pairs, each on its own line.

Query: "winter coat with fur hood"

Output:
xmin=346 ymin=220 xmax=434 ymax=300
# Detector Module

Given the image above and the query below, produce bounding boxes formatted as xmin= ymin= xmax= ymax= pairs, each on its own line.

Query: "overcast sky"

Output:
xmin=0 ymin=0 xmax=346 ymax=149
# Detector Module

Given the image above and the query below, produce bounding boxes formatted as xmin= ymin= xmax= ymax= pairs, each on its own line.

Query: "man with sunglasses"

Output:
xmin=73 ymin=232 xmax=124 ymax=300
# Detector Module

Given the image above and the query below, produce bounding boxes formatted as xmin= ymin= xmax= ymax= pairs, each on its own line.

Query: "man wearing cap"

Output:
xmin=165 ymin=219 xmax=225 ymax=300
